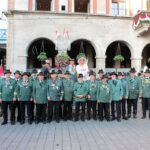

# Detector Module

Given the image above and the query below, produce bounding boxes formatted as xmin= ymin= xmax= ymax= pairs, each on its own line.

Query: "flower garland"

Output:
xmin=55 ymin=54 xmax=70 ymax=71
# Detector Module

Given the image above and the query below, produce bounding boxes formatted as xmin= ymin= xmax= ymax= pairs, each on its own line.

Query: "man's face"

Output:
xmin=79 ymin=58 xmax=85 ymax=64
xmin=38 ymin=75 xmax=44 ymax=81
xmin=51 ymin=74 xmax=57 ymax=79
xmin=23 ymin=75 xmax=28 ymax=80
xmin=98 ymin=73 xmax=103 ymax=78
xmin=102 ymin=78 xmax=107 ymax=83
xmin=78 ymin=77 xmax=83 ymax=82
xmin=70 ymin=61 xmax=74 ymax=65
xmin=58 ymin=74 xmax=63 ymax=78
xmin=32 ymin=73 xmax=37 ymax=77
xmin=15 ymin=73 xmax=20 ymax=79
xmin=5 ymin=73 xmax=11 ymax=78
xmin=65 ymin=74 xmax=70 ymax=79
xmin=145 ymin=73 xmax=150 ymax=77
xmin=130 ymin=72 xmax=135 ymax=77
xmin=90 ymin=75 xmax=95 ymax=81
xmin=111 ymin=75 xmax=116 ymax=80
xmin=118 ymin=76 xmax=122 ymax=80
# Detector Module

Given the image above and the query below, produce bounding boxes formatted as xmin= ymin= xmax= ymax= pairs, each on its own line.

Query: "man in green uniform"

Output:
xmin=109 ymin=72 xmax=123 ymax=122
xmin=14 ymin=70 xmax=21 ymax=122
xmin=62 ymin=71 xmax=74 ymax=121
xmin=29 ymin=69 xmax=38 ymax=121
xmin=97 ymin=75 xmax=112 ymax=121
xmin=141 ymin=69 xmax=150 ymax=119
xmin=87 ymin=71 xmax=98 ymax=120
xmin=118 ymin=72 xmax=128 ymax=120
xmin=17 ymin=72 xmax=33 ymax=125
xmin=0 ymin=70 xmax=17 ymax=125
xmin=73 ymin=74 xmax=88 ymax=121
xmin=33 ymin=72 xmax=47 ymax=124
xmin=47 ymin=70 xmax=63 ymax=123
xmin=126 ymin=68 xmax=142 ymax=119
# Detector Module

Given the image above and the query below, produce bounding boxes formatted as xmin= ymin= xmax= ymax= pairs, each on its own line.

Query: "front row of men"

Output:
xmin=0 ymin=67 xmax=150 ymax=125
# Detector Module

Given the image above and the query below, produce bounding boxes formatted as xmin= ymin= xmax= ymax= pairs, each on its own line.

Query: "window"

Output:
xmin=36 ymin=0 xmax=52 ymax=11
xmin=111 ymin=0 xmax=126 ymax=16
xmin=112 ymin=3 xmax=118 ymax=15
xmin=61 ymin=5 xmax=66 ymax=11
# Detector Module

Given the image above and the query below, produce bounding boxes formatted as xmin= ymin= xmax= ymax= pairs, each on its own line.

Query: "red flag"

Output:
xmin=0 ymin=65 xmax=4 ymax=77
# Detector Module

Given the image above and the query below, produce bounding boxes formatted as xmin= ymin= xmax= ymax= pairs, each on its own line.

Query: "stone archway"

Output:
xmin=142 ymin=43 xmax=150 ymax=68
xmin=27 ymin=38 xmax=57 ymax=69
xmin=106 ymin=41 xmax=131 ymax=68
xmin=68 ymin=39 xmax=96 ymax=68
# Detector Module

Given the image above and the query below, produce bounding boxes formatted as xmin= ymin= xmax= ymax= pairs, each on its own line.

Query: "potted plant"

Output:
xmin=113 ymin=55 xmax=125 ymax=62
xmin=37 ymin=52 xmax=47 ymax=61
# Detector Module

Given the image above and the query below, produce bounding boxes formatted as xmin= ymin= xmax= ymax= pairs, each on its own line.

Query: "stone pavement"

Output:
xmin=0 ymin=102 xmax=150 ymax=150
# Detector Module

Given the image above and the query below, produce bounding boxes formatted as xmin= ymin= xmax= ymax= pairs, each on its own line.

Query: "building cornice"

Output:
xmin=4 ymin=10 xmax=133 ymax=20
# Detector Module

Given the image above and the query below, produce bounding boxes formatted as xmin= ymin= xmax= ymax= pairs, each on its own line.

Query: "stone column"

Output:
xmin=106 ymin=0 xmax=110 ymax=14
xmin=93 ymin=0 xmax=97 ymax=14
xmin=131 ymin=57 xmax=142 ymax=72
xmin=68 ymin=0 xmax=74 ymax=12
xmin=28 ymin=0 xmax=33 ymax=11
xmin=55 ymin=0 xmax=59 ymax=12
xmin=96 ymin=56 xmax=106 ymax=74
xmin=90 ymin=0 xmax=93 ymax=14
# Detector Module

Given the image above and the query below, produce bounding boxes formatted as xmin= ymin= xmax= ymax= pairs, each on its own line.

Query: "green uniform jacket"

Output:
xmin=15 ymin=78 xmax=22 ymax=98
xmin=97 ymin=82 xmax=112 ymax=103
xmin=127 ymin=76 xmax=142 ymax=99
xmin=33 ymin=79 xmax=47 ymax=104
xmin=0 ymin=78 xmax=17 ymax=101
xmin=87 ymin=80 xmax=98 ymax=101
xmin=73 ymin=81 xmax=88 ymax=102
xmin=109 ymin=79 xmax=123 ymax=101
xmin=17 ymin=80 xmax=32 ymax=101
xmin=62 ymin=78 xmax=74 ymax=101
xmin=96 ymin=78 xmax=103 ymax=84
xmin=47 ymin=78 xmax=64 ymax=101
xmin=29 ymin=76 xmax=38 ymax=98
xmin=120 ymin=78 xmax=129 ymax=99
xmin=141 ymin=77 xmax=150 ymax=98
xmin=65 ymin=65 xmax=77 ymax=81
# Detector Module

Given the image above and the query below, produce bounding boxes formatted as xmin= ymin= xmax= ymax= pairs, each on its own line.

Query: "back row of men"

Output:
xmin=0 ymin=67 xmax=149 ymax=125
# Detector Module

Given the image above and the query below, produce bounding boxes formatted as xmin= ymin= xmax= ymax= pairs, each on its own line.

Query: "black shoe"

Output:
xmin=123 ymin=116 xmax=127 ymax=120
xmin=43 ymin=121 xmax=46 ymax=124
xmin=28 ymin=121 xmax=32 ymax=125
xmin=117 ymin=119 xmax=121 ymax=122
xmin=56 ymin=120 xmax=60 ymax=123
xmin=87 ymin=117 xmax=90 ymax=120
xmin=141 ymin=116 xmax=146 ymax=119
xmin=93 ymin=117 xmax=97 ymax=120
xmin=74 ymin=118 xmax=79 ymax=122
xmin=69 ymin=117 xmax=73 ymax=121
xmin=20 ymin=121 xmax=25 ymax=125
xmin=111 ymin=117 xmax=115 ymax=121
xmin=133 ymin=114 xmax=137 ymax=119
xmin=81 ymin=118 xmax=85 ymax=121
xmin=128 ymin=114 xmax=131 ymax=118
xmin=47 ymin=119 xmax=51 ymax=123
xmin=35 ymin=121 xmax=39 ymax=124
xmin=106 ymin=119 xmax=110 ymax=122
xmin=1 ymin=121 xmax=7 ymax=125
xmin=99 ymin=118 xmax=103 ymax=122
xmin=11 ymin=121 xmax=15 ymax=125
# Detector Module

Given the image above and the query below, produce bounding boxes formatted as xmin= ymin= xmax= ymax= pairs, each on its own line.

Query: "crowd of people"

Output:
xmin=0 ymin=52 xmax=149 ymax=125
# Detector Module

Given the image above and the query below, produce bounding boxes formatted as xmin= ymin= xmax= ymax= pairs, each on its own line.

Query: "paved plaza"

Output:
xmin=0 ymin=102 xmax=150 ymax=150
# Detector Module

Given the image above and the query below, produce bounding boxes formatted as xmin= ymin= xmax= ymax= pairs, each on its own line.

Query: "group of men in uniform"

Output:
xmin=0 ymin=65 xmax=150 ymax=125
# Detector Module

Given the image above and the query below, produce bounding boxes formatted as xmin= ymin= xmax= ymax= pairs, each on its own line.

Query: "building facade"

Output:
xmin=4 ymin=0 xmax=150 ymax=73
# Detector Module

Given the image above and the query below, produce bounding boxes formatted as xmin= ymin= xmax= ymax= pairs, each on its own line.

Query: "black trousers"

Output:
xmin=127 ymin=99 xmax=137 ymax=115
xmin=30 ymin=101 xmax=34 ymax=120
xmin=48 ymin=101 xmax=60 ymax=121
xmin=2 ymin=101 xmax=14 ymax=122
xmin=13 ymin=101 xmax=21 ymax=121
xmin=98 ymin=103 xmax=110 ymax=120
xmin=142 ymin=98 xmax=150 ymax=117
xmin=36 ymin=104 xmax=46 ymax=122
xmin=121 ymin=99 xmax=127 ymax=117
xmin=87 ymin=100 xmax=97 ymax=118
xmin=59 ymin=101 xmax=63 ymax=119
xmin=75 ymin=102 xmax=86 ymax=120
xmin=20 ymin=101 xmax=32 ymax=122
xmin=111 ymin=101 xmax=121 ymax=119
xmin=63 ymin=101 xmax=72 ymax=120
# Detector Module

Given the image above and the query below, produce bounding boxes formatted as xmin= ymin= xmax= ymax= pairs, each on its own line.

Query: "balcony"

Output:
xmin=133 ymin=11 xmax=150 ymax=36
